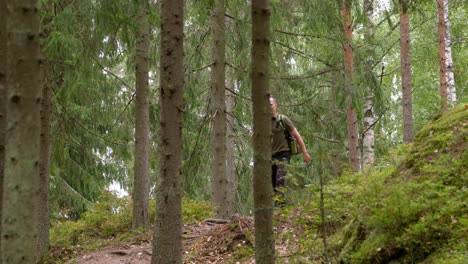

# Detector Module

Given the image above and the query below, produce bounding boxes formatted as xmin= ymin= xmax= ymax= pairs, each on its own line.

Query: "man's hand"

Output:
xmin=303 ymin=152 xmax=311 ymax=164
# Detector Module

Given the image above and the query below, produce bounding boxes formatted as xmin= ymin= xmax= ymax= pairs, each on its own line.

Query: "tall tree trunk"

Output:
xmin=362 ymin=0 xmax=375 ymax=168
xmin=36 ymin=62 xmax=52 ymax=262
xmin=132 ymin=0 xmax=150 ymax=230
xmin=225 ymin=80 xmax=236 ymax=215
xmin=36 ymin=1 xmax=54 ymax=260
xmin=341 ymin=0 xmax=361 ymax=171
xmin=0 ymin=0 xmax=6 ymax=259
xmin=444 ymin=0 xmax=456 ymax=107
xmin=2 ymin=0 xmax=42 ymax=262
xmin=251 ymin=0 xmax=275 ymax=262
xmin=152 ymin=0 xmax=184 ymax=263
xmin=437 ymin=0 xmax=448 ymax=113
xmin=399 ymin=0 xmax=414 ymax=143
xmin=210 ymin=0 xmax=232 ymax=219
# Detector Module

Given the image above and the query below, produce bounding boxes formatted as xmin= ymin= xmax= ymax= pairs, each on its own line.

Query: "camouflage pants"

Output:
xmin=272 ymin=151 xmax=291 ymax=205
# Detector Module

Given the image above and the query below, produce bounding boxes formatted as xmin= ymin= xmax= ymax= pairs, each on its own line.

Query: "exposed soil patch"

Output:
xmin=65 ymin=215 xmax=258 ymax=264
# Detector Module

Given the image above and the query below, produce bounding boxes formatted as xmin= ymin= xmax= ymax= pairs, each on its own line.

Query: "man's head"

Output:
xmin=269 ymin=96 xmax=277 ymax=116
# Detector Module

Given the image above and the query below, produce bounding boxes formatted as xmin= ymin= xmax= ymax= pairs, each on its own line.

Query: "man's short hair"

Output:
xmin=270 ymin=95 xmax=277 ymax=103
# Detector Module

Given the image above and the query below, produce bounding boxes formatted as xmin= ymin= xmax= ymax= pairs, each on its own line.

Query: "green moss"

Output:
xmin=328 ymin=104 xmax=467 ymax=263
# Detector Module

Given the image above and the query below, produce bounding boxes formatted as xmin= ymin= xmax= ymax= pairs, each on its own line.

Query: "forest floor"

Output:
xmin=65 ymin=211 xmax=305 ymax=264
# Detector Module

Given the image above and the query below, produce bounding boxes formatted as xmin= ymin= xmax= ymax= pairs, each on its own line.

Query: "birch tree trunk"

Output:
xmin=437 ymin=0 xmax=448 ymax=113
xmin=132 ymin=0 xmax=150 ymax=230
xmin=152 ymin=0 xmax=184 ymax=262
xmin=363 ymin=0 xmax=375 ymax=168
xmin=0 ymin=0 xmax=6 ymax=259
xmin=341 ymin=0 xmax=361 ymax=171
xmin=225 ymin=80 xmax=236 ymax=216
xmin=210 ymin=0 xmax=232 ymax=219
xmin=2 ymin=0 xmax=42 ymax=262
xmin=251 ymin=0 xmax=275 ymax=262
xmin=444 ymin=0 xmax=457 ymax=107
xmin=399 ymin=0 xmax=414 ymax=143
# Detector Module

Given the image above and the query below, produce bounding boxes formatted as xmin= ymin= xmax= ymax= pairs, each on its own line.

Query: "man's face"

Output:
xmin=269 ymin=97 xmax=277 ymax=116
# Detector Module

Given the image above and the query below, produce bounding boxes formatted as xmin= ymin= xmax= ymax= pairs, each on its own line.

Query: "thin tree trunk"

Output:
xmin=341 ymin=0 xmax=361 ymax=171
xmin=363 ymin=0 xmax=375 ymax=168
xmin=444 ymin=0 xmax=456 ymax=107
xmin=251 ymin=0 xmax=275 ymax=262
xmin=37 ymin=61 xmax=52 ymax=262
xmin=363 ymin=95 xmax=375 ymax=167
xmin=132 ymin=0 xmax=150 ymax=230
xmin=210 ymin=0 xmax=232 ymax=219
xmin=437 ymin=0 xmax=448 ymax=113
xmin=152 ymin=0 xmax=184 ymax=263
xmin=0 ymin=0 xmax=6 ymax=259
xmin=225 ymin=80 xmax=236 ymax=215
xmin=399 ymin=0 xmax=414 ymax=143
xmin=36 ymin=1 xmax=54 ymax=260
xmin=2 ymin=0 xmax=42 ymax=262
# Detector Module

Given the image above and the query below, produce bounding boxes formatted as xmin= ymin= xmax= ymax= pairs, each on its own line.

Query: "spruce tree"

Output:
xmin=132 ymin=0 xmax=150 ymax=230
xmin=251 ymin=0 xmax=275 ymax=262
xmin=152 ymin=0 xmax=185 ymax=262
xmin=2 ymin=0 xmax=42 ymax=262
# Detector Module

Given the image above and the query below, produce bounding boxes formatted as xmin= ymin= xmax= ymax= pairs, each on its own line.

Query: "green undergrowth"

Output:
xmin=49 ymin=194 xmax=213 ymax=263
xmin=289 ymin=104 xmax=467 ymax=263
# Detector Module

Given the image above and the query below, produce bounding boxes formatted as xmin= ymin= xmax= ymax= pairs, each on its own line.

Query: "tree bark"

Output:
xmin=399 ymin=0 xmax=414 ymax=143
xmin=444 ymin=0 xmax=456 ymax=107
xmin=0 ymin=0 xmax=6 ymax=259
xmin=210 ymin=0 xmax=232 ymax=219
xmin=341 ymin=0 xmax=361 ymax=171
xmin=225 ymin=80 xmax=236 ymax=216
xmin=36 ymin=62 xmax=52 ymax=263
xmin=2 ymin=0 xmax=42 ymax=262
xmin=362 ymin=0 xmax=375 ymax=168
xmin=151 ymin=0 xmax=184 ymax=263
xmin=132 ymin=0 xmax=150 ymax=230
xmin=251 ymin=0 xmax=275 ymax=262
xmin=35 ymin=1 xmax=54 ymax=260
xmin=437 ymin=0 xmax=448 ymax=113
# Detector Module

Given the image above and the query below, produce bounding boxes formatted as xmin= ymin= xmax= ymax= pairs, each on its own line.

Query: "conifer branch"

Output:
xmin=273 ymin=69 xmax=338 ymax=80
xmin=113 ymin=92 xmax=136 ymax=127
xmin=55 ymin=174 xmax=93 ymax=206
xmin=52 ymin=88 xmax=128 ymax=147
xmin=274 ymin=29 xmax=339 ymax=42
xmin=191 ymin=62 xmax=214 ymax=72
xmin=93 ymin=57 xmax=133 ymax=90
xmin=226 ymin=61 xmax=248 ymax=73
xmin=224 ymin=84 xmax=251 ymax=102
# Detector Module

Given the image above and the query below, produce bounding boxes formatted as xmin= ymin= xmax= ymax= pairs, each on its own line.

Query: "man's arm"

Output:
xmin=290 ymin=128 xmax=311 ymax=164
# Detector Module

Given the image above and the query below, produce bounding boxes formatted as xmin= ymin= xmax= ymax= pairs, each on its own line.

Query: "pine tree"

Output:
xmin=132 ymin=0 xmax=150 ymax=230
xmin=2 ymin=0 xmax=42 ymax=262
xmin=152 ymin=0 xmax=184 ymax=262
xmin=399 ymin=0 xmax=414 ymax=143
xmin=340 ymin=0 xmax=361 ymax=170
xmin=251 ymin=0 xmax=275 ymax=262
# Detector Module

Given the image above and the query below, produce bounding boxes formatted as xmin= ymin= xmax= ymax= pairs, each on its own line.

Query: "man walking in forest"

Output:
xmin=270 ymin=96 xmax=311 ymax=206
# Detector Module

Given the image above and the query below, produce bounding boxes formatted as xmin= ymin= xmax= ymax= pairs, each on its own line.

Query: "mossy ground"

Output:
xmin=319 ymin=104 xmax=467 ymax=263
